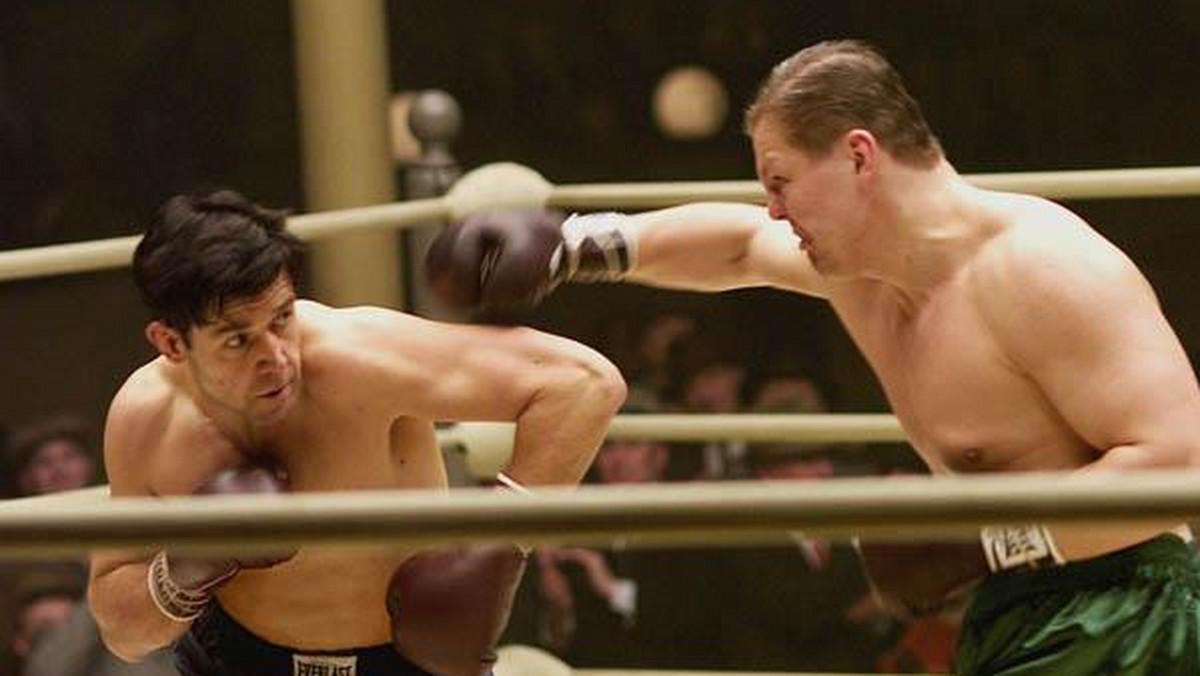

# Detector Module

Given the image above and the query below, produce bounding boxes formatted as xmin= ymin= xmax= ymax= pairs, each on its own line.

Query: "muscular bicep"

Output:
xmin=990 ymin=241 xmax=1200 ymax=466
xmin=351 ymin=311 xmax=613 ymax=422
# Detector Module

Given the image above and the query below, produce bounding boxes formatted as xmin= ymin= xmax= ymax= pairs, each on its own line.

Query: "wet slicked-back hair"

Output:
xmin=745 ymin=40 xmax=942 ymax=167
xmin=132 ymin=189 xmax=304 ymax=335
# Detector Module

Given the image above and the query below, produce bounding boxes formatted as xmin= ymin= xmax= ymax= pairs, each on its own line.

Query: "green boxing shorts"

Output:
xmin=955 ymin=533 xmax=1200 ymax=675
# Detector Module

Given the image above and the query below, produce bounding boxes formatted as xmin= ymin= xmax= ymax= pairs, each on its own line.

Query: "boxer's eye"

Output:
xmin=271 ymin=311 xmax=293 ymax=331
xmin=224 ymin=334 xmax=248 ymax=350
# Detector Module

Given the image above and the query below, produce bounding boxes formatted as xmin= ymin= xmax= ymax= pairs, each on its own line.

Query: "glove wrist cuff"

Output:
xmin=559 ymin=212 xmax=638 ymax=282
xmin=147 ymin=551 xmax=236 ymax=622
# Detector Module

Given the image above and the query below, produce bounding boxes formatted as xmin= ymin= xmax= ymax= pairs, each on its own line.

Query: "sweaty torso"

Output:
xmin=828 ymin=195 xmax=1097 ymax=475
xmin=133 ymin=304 xmax=446 ymax=650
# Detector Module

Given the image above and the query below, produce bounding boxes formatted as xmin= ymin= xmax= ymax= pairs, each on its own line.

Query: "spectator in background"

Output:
xmin=662 ymin=328 xmax=748 ymax=479
xmin=0 ymin=417 xmax=175 ymax=676
xmin=714 ymin=369 xmax=891 ymax=672
xmin=1 ymin=566 xmax=177 ymax=676
xmin=514 ymin=393 xmax=721 ymax=668
xmin=5 ymin=569 xmax=85 ymax=673
xmin=20 ymin=604 xmax=179 ymax=676
xmin=6 ymin=415 xmax=97 ymax=497
xmin=625 ymin=312 xmax=697 ymax=401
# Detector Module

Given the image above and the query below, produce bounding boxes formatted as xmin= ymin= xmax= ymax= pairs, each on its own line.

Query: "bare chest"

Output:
xmin=148 ymin=402 xmax=445 ymax=497
xmin=273 ymin=412 xmax=446 ymax=492
xmin=835 ymin=288 xmax=1086 ymax=473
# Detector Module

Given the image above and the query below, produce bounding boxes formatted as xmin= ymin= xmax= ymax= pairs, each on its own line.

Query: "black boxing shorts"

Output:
xmin=174 ymin=602 xmax=433 ymax=676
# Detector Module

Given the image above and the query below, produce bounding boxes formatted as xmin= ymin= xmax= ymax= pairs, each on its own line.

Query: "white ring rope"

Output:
xmin=2 ymin=164 xmax=1198 ymax=282
xmin=547 ymin=165 xmax=1200 ymax=210
xmin=574 ymin=672 xmax=833 ymax=676
xmin=438 ymin=415 xmax=904 ymax=447
xmin=0 ymin=198 xmax=449 ymax=283
xmin=439 ymin=415 xmax=906 ymax=478
xmin=1 ymin=469 xmax=1198 ymax=558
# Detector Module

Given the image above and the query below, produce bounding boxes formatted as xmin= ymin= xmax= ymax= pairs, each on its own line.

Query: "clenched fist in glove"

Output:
xmin=388 ymin=545 xmax=528 ymax=676
xmin=425 ymin=209 xmax=638 ymax=313
xmin=147 ymin=461 xmax=296 ymax=622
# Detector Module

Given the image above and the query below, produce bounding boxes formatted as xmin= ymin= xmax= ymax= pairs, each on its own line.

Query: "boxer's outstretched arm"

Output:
xmin=424 ymin=204 xmax=827 ymax=312
xmin=344 ymin=309 xmax=626 ymax=486
xmin=627 ymin=202 xmax=828 ymax=296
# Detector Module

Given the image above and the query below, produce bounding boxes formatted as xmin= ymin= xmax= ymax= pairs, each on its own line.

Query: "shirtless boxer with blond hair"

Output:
xmin=426 ymin=40 xmax=1200 ymax=674
xmin=88 ymin=190 xmax=625 ymax=676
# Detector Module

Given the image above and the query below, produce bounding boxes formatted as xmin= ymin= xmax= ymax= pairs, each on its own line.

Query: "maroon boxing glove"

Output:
xmin=858 ymin=524 xmax=1067 ymax=615
xmin=425 ymin=209 xmax=637 ymax=314
xmin=856 ymin=540 xmax=989 ymax=615
xmin=425 ymin=209 xmax=567 ymax=312
xmin=147 ymin=461 xmax=296 ymax=622
xmin=388 ymin=545 xmax=528 ymax=676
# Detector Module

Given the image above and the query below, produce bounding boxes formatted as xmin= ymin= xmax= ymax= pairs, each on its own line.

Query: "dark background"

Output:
xmin=2 ymin=0 xmax=1199 ymax=442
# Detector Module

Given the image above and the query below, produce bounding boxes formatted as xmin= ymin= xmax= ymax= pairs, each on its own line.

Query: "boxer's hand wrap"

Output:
xmin=146 ymin=462 xmax=294 ymax=622
xmin=980 ymin=523 xmax=1065 ymax=572
xmin=555 ymin=212 xmax=638 ymax=283
xmin=147 ymin=552 xmax=237 ymax=622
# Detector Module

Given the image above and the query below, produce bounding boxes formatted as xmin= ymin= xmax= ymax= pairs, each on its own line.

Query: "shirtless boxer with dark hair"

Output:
xmin=88 ymin=189 xmax=625 ymax=676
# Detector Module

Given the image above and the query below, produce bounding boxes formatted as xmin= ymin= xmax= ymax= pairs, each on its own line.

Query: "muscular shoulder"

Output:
xmin=971 ymin=195 xmax=1154 ymax=351
xmin=979 ymin=195 xmax=1144 ymax=294
xmin=104 ymin=360 xmax=180 ymax=494
xmin=297 ymin=300 xmax=422 ymax=370
xmin=295 ymin=301 xmax=439 ymax=402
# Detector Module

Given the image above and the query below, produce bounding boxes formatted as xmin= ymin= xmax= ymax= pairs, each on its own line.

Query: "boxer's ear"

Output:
xmin=146 ymin=320 xmax=187 ymax=362
xmin=844 ymin=128 xmax=878 ymax=176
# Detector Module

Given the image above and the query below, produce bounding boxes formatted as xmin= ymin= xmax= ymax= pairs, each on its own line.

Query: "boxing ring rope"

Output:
xmin=1 ymin=164 xmax=1199 ymax=282
xmin=0 ymin=197 xmax=450 ymax=282
xmin=547 ymin=165 xmax=1200 ymax=210
xmin=1 ymin=469 xmax=1199 ymax=558
xmin=440 ymin=415 xmax=906 ymax=483
xmin=574 ymin=671 xmax=819 ymax=676
xmin=437 ymin=414 xmax=906 ymax=449
xmin=574 ymin=671 xmax=831 ymax=676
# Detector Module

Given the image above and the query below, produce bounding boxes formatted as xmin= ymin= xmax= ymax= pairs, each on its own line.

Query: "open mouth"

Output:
xmin=258 ymin=381 xmax=291 ymax=399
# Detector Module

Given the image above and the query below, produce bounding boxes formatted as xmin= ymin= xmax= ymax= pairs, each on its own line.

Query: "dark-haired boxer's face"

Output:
xmin=185 ymin=275 xmax=302 ymax=426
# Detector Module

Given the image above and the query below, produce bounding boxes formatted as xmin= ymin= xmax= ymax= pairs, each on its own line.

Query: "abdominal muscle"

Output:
xmin=217 ymin=548 xmax=409 ymax=650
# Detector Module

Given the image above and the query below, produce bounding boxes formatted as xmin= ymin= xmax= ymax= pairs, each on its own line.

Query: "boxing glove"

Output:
xmin=425 ymin=209 xmax=637 ymax=313
xmin=388 ymin=545 xmax=528 ymax=676
xmin=856 ymin=540 xmax=988 ymax=615
xmin=857 ymin=525 xmax=1064 ymax=615
xmin=147 ymin=461 xmax=296 ymax=622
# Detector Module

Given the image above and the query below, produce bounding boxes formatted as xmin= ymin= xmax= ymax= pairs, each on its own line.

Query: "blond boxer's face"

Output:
xmin=753 ymin=114 xmax=871 ymax=278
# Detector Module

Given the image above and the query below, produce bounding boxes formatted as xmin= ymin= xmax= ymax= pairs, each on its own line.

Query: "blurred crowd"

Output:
xmin=0 ymin=416 xmax=177 ymax=676
xmin=496 ymin=311 xmax=964 ymax=673
xmin=0 ymin=311 xmax=959 ymax=675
